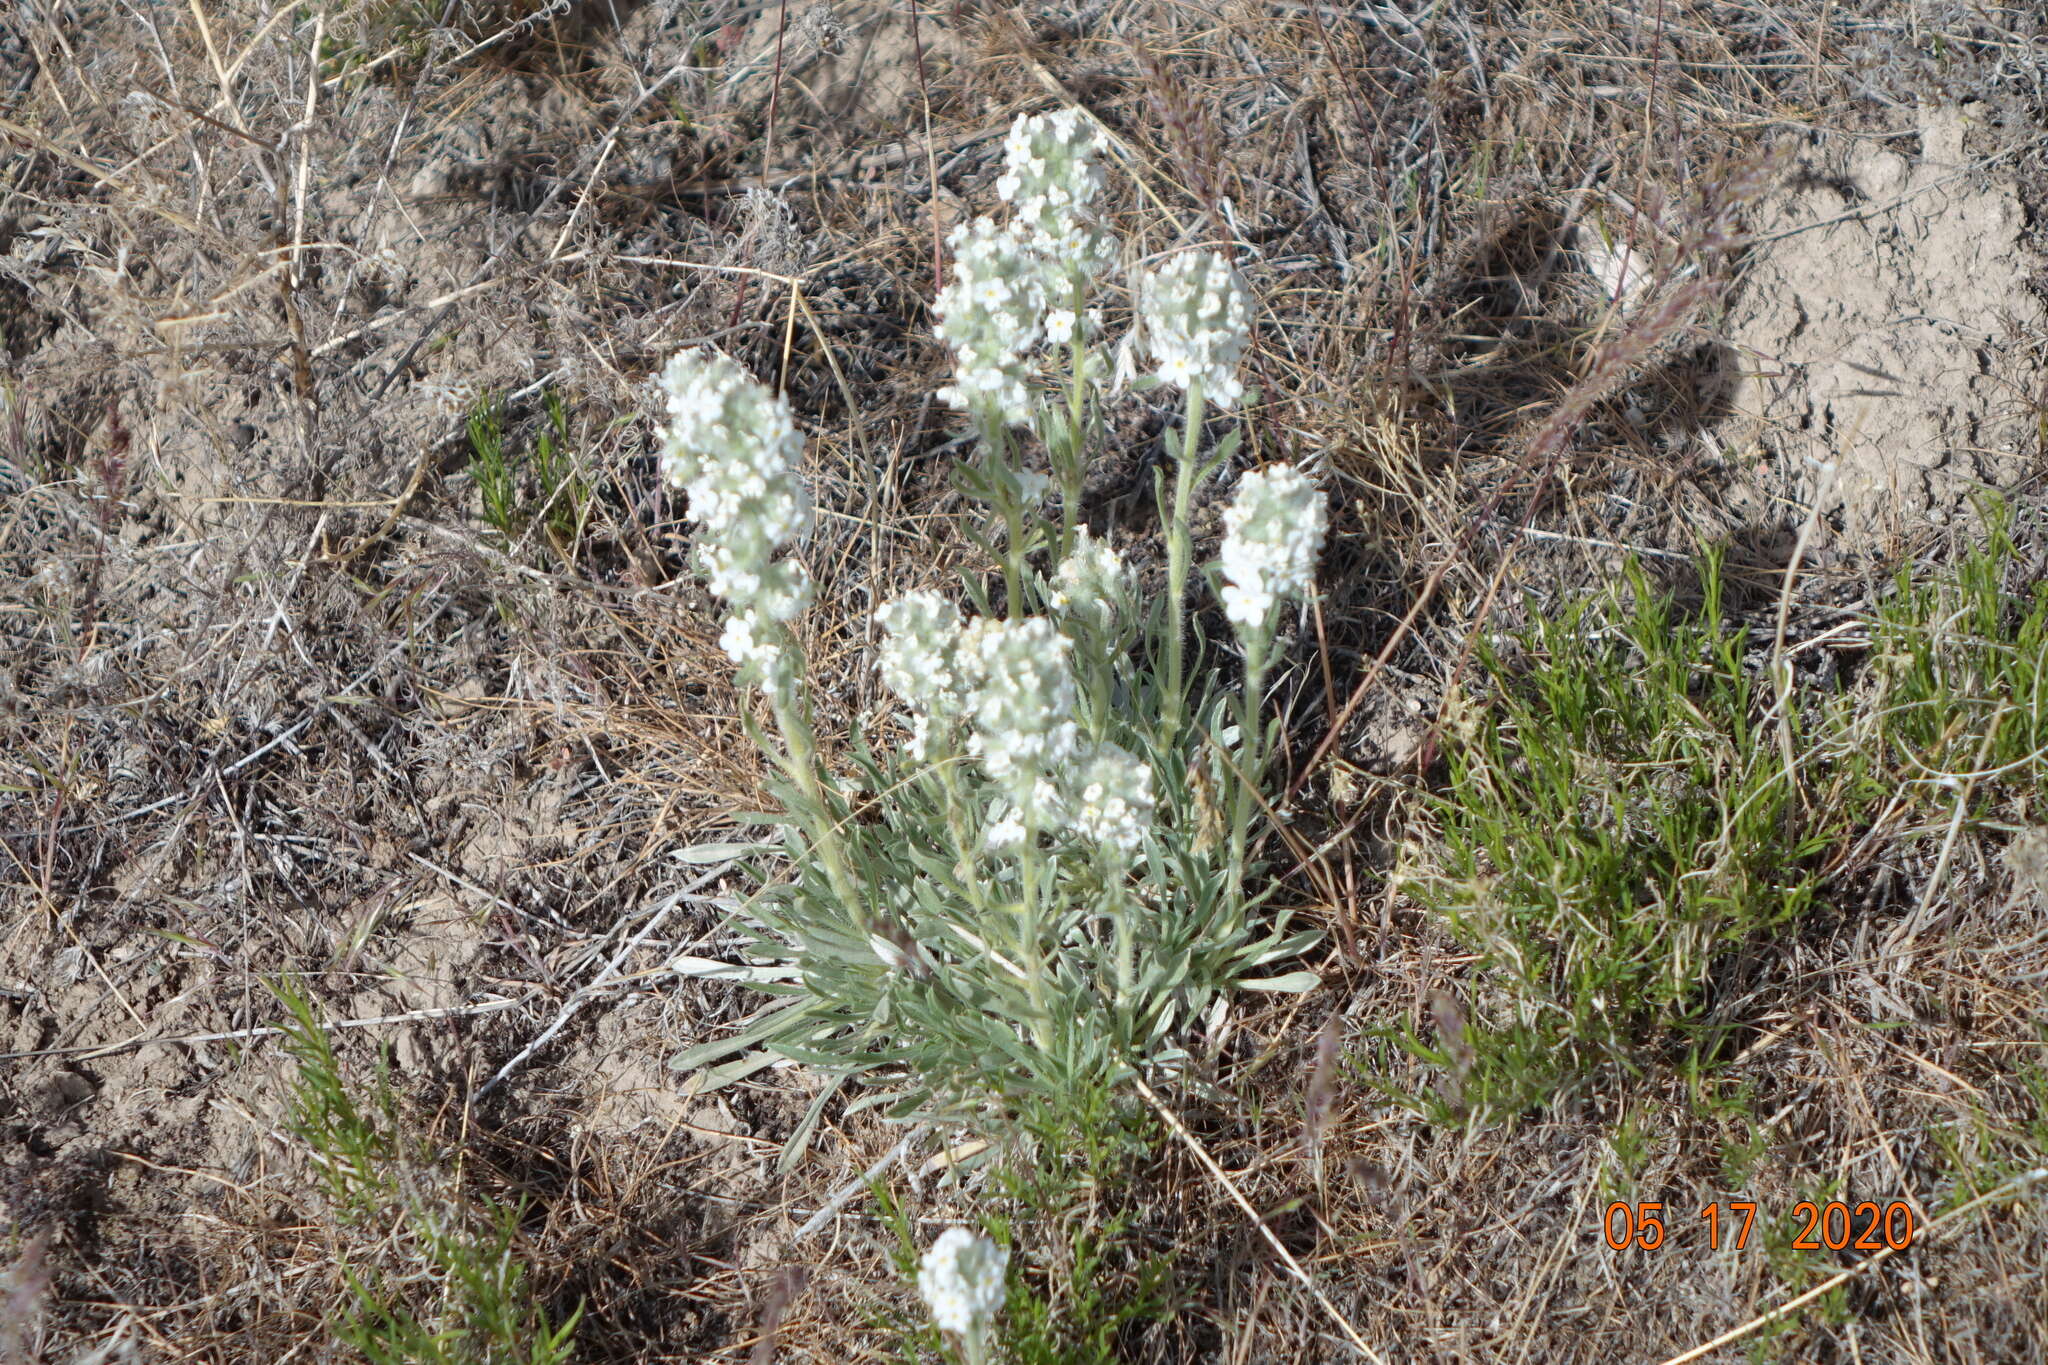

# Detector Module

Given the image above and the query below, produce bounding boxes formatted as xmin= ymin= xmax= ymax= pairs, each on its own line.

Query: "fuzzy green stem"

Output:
xmin=1227 ymin=629 xmax=1272 ymax=900
xmin=978 ymin=413 xmax=1029 ymax=618
xmin=933 ymin=751 xmax=995 ymax=918
xmin=1111 ymin=881 xmax=1136 ymax=1014
xmin=1161 ymin=382 xmax=1205 ymax=740
xmin=1056 ymin=300 xmax=1091 ymax=560
xmin=999 ymin=495 xmax=1028 ymax=618
xmin=768 ymin=681 xmax=862 ymax=917
xmin=1083 ymin=652 xmax=1113 ymax=747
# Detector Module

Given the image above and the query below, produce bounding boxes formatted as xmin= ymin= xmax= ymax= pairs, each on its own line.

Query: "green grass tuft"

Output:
xmin=465 ymin=393 xmax=520 ymax=545
xmin=274 ymin=980 xmax=581 ymax=1365
xmin=1401 ymin=554 xmax=1848 ymax=1115
xmin=1861 ymin=499 xmax=2048 ymax=817
xmin=464 ymin=388 xmax=592 ymax=557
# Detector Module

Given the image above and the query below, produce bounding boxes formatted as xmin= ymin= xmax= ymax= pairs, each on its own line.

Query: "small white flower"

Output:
xmin=1138 ymin=250 xmax=1253 ymax=409
xmin=1064 ymin=743 xmax=1154 ymax=855
xmin=1219 ymin=464 xmax=1327 ymax=638
xmin=917 ymin=1227 xmax=1007 ymax=1340
xmin=905 ymin=711 xmax=938 ymax=763
xmin=974 ymin=275 xmax=1013 ymax=310
xmin=718 ymin=608 xmax=780 ymax=673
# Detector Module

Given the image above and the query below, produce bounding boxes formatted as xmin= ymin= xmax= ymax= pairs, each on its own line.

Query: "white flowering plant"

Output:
xmin=666 ymin=111 xmax=1327 ymax=1151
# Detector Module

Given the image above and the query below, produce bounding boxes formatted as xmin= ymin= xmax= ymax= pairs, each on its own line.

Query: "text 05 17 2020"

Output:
xmin=1602 ymin=1200 xmax=1916 ymax=1252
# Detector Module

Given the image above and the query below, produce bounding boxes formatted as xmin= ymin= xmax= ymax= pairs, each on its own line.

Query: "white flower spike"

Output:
xmin=962 ymin=617 xmax=1082 ymax=819
xmin=1137 ymin=250 xmax=1253 ymax=409
xmin=1219 ymin=464 xmax=1327 ymax=639
xmin=876 ymin=591 xmax=970 ymax=759
xmin=658 ymin=349 xmax=814 ymax=695
xmin=996 ymin=109 xmax=1114 ymax=281
xmin=934 ymin=218 xmax=1049 ymax=425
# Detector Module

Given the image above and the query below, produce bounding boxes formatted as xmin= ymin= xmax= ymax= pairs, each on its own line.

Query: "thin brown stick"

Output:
xmin=0 ymin=995 xmax=533 ymax=1064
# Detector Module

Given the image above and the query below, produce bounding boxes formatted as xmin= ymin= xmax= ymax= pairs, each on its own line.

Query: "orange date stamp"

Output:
xmin=1603 ymin=1200 xmax=1917 ymax=1252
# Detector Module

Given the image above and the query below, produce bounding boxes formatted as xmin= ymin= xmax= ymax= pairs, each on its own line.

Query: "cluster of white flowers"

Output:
xmin=1046 ymin=528 xmax=1135 ymax=636
xmin=877 ymin=590 xmax=1161 ymax=855
xmin=876 ymin=591 xmax=972 ymax=760
xmin=933 ymin=219 xmax=1049 ymax=424
xmin=917 ymin=1227 xmax=1007 ymax=1341
xmin=962 ymin=618 xmax=1082 ymax=819
xmin=996 ymin=109 xmax=1115 ymax=285
xmin=1067 ymin=743 xmax=1154 ymax=856
xmin=936 ymin=110 xmax=1119 ymax=422
xmin=1137 ymin=250 xmax=1253 ymax=408
xmin=658 ymin=349 xmax=813 ymax=692
xmin=1219 ymin=464 xmax=1327 ymax=638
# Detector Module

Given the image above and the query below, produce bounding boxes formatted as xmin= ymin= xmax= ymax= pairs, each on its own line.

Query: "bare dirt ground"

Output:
xmin=3 ymin=0 xmax=2047 ymax=1361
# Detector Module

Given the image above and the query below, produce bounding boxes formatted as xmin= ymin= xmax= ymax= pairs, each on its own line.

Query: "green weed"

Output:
xmin=1861 ymin=499 xmax=2048 ymax=818
xmin=1402 ymin=555 xmax=1846 ymax=1114
xmin=1698 ymin=1082 xmax=1771 ymax=1191
xmin=531 ymin=390 xmax=591 ymax=550
xmin=463 ymin=388 xmax=592 ymax=556
xmin=1608 ymin=1108 xmax=1655 ymax=1184
xmin=274 ymin=980 xmax=580 ymax=1365
xmin=465 ymin=393 xmax=520 ymax=544
xmin=1390 ymin=511 xmax=2048 ymax=1120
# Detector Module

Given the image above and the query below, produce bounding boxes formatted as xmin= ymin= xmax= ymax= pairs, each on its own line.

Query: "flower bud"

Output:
xmin=1046 ymin=528 xmax=1135 ymax=637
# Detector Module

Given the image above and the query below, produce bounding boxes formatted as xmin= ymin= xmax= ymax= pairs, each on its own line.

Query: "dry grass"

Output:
xmin=3 ymin=0 xmax=2047 ymax=1361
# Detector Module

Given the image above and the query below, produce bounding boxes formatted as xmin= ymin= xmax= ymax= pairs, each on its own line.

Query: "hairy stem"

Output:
xmin=1056 ymin=300 xmax=1090 ymax=560
xmin=769 ymin=681 xmax=862 ymax=917
xmin=980 ymin=415 xmax=1028 ymax=618
xmin=934 ymin=752 xmax=995 ymax=919
xmin=1161 ymin=383 xmax=1205 ymax=739
xmin=999 ymin=501 xmax=1026 ymax=617
xmin=1113 ymin=881 xmax=1136 ymax=1015
xmin=1228 ymin=631 xmax=1271 ymax=900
